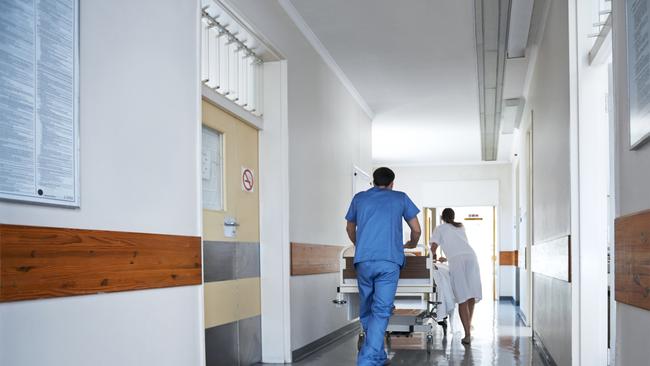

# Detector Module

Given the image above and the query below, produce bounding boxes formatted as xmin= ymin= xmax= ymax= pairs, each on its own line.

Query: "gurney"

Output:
xmin=332 ymin=246 xmax=449 ymax=353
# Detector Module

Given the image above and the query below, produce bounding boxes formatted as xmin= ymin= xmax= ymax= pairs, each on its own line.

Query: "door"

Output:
xmin=201 ymin=99 xmax=261 ymax=365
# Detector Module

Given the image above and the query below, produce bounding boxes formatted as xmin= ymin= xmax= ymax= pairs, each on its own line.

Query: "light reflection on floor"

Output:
xmin=266 ymin=301 xmax=548 ymax=366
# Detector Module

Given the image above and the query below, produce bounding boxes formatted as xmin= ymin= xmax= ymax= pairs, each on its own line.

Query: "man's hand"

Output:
xmin=404 ymin=217 xmax=421 ymax=249
xmin=438 ymin=257 xmax=447 ymax=263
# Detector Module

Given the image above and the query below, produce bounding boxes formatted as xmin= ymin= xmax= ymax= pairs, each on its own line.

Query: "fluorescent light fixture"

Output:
xmin=475 ymin=0 xmax=511 ymax=161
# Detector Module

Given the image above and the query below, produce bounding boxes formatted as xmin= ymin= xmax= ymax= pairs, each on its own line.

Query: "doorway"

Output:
xmin=427 ymin=206 xmax=497 ymax=302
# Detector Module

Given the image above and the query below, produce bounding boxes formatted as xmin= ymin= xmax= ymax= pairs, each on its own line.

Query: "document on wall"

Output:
xmin=626 ymin=0 xmax=650 ymax=148
xmin=0 ymin=0 xmax=79 ymax=206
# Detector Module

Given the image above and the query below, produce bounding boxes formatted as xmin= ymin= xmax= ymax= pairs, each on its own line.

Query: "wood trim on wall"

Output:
xmin=342 ymin=256 xmax=429 ymax=279
xmin=531 ymin=235 xmax=571 ymax=282
xmin=499 ymin=250 xmax=519 ymax=266
xmin=290 ymin=243 xmax=343 ymax=276
xmin=615 ymin=209 xmax=650 ymax=311
xmin=0 ymin=224 xmax=202 ymax=302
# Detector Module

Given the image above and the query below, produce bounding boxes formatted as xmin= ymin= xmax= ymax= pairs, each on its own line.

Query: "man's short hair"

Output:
xmin=373 ymin=167 xmax=395 ymax=186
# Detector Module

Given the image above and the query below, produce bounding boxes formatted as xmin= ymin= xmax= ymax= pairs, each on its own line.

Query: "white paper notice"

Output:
xmin=627 ymin=0 xmax=650 ymax=148
xmin=0 ymin=0 xmax=78 ymax=206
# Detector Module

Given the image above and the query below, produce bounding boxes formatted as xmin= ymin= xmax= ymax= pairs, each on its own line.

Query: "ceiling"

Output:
xmin=288 ymin=0 xmax=485 ymax=165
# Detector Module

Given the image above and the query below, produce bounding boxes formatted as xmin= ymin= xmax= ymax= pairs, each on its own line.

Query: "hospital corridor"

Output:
xmin=1 ymin=0 xmax=649 ymax=366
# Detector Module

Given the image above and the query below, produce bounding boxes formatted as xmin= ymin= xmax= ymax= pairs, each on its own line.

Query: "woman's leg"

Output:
xmin=458 ymin=300 xmax=471 ymax=342
xmin=468 ymin=298 xmax=475 ymax=323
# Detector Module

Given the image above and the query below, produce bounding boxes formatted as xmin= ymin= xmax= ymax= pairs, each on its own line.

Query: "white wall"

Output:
xmin=0 ymin=1 xmax=204 ymax=365
xmin=223 ymin=0 xmax=373 ymax=351
xmin=612 ymin=0 xmax=650 ymax=363
xmin=390 ymin=164 xmax=514 ymax=297
xmin=512 ymin=0 xmax=573 ymax=364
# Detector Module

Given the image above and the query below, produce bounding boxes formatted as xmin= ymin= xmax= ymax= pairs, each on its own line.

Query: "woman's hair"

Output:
xmin=441 ymin=208 xmax=463 ymax=228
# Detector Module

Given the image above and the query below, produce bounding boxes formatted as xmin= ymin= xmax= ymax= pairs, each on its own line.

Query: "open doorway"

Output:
xmin=425 ymin=206 xmax=497 ymax=303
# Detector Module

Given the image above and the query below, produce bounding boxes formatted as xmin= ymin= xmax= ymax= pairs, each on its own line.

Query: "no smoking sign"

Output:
xmin=241 ymin=167 xmax=255 ymax=193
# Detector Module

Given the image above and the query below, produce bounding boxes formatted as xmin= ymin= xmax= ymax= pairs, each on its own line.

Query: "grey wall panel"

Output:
xmin=206 ymin=322 xmax=238 ymax=366
xmin=205 ymin=317 xmax=261 ymax=366
xmin=238 ymin=316 xmax=262 ymax=365
xmin=533 ymin=273 xmax=571 ymax=366
xmin=236 ymin=242 xmax=260 ymax=279
xmin=204 ymin=241 xmax=236 ymax=282
xmin=204 ymin=241 xmax=260 ymax=282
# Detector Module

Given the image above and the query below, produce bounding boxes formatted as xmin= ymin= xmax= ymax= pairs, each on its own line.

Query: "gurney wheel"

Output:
xmin=357 ymin=332 xmax=365 ymax=351
xmin=426 ymin=334 xmax=433 ymax=354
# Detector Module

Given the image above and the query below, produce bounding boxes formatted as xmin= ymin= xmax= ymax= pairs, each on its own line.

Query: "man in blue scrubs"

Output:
xmin=345 ymin=167 xmax=421 ymax=366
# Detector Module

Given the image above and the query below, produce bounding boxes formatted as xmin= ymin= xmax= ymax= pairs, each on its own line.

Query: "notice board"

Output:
xmin=0 ymin=0 xmax=79 ymax=207
xmin=626 ymin=0 xmax=650 ymax=149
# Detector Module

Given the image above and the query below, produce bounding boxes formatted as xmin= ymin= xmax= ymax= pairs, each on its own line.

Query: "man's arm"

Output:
xmin=403 ymin=217 xmax=421 ymax=249
xmin=346 ymin=221 xmax=357 ymax=245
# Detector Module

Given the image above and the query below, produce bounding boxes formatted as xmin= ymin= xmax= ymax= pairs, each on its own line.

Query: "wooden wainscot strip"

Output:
xmin=0 ymin=224 xmax=202 ymax=302
xmin=531 ymin=235 xmax=571 ymax=282
xmin=499 ymin=250 xmax=519 ymax=266
xmin=343 ymin=256 xmax=430 ymax=279
xmin=615 ymin=210 xmax=650 ymax=311
xmin=290 ymin=243 xmax=344 ymax=275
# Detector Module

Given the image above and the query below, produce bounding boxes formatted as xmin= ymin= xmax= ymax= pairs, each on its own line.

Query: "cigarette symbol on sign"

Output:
xmin=242 ymin=169 xmax=254 ymax=192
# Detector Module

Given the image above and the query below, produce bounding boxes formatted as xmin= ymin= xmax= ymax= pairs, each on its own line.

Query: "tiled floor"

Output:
xmin=273 ymin=301 xmax=548 ymax=366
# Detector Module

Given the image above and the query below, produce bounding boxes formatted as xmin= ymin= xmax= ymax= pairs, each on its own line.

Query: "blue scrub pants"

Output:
xmin=356 ymin=260 xmax=400 ymax=366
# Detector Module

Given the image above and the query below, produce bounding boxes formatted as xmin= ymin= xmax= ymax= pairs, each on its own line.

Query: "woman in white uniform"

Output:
xmin=430 ymin=208 xmax=482 ymax=345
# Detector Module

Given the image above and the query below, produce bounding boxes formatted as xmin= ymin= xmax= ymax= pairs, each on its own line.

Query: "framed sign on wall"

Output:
xmin=626 ymin=0 xmax=650 ymax=149
xmin=0 ymin=0 xmax=80 ymax=207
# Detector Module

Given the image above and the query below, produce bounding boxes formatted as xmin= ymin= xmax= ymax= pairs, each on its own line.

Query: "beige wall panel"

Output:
xmin=204 ymin=280 xmax=238 ymax=328
xmin=202 ymin=100 xmax=259 ymax=242
xmin=203 ymin=278 xmax=261 ymax=328
xmin=235 ymin=122 xmax=260 ymax=242
xmin=237 ymin=277 xmax=261 ymax=320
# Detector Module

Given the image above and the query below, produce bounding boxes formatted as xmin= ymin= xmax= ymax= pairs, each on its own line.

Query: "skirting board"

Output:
xmin=533 ymin=330 xmax=558 ymax=366
xmin=292 ymin=321 xmax=361 ymax=362
xmin=515 ymin=305 xmax=528 ymax=326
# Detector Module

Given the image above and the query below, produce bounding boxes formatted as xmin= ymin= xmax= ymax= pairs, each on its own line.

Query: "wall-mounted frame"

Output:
xmin=352 ymin=165 xmax=372 ymax=197
xmin=0 ymin=0 xmax=80 ymax=207
xmin=625 ymin=0 xmax=650 ymax=149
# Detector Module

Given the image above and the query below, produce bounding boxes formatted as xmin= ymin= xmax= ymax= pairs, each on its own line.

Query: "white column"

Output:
xmin=259 ymin=60 xmax=292 ymax=363
xmin=569 ymin=0 xmax=611 ymax=364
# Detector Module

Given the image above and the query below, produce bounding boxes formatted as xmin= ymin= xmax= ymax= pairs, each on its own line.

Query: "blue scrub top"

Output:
xmin=345 ymin=187 xmax=420 ymax=267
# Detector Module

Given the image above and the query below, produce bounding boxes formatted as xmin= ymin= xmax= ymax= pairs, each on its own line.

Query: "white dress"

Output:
xmin=430 ymin=223 xmax=482 ymax=303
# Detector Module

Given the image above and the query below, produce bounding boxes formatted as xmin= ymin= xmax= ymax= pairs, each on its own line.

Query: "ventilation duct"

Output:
xmin=475 ymin=0 xmax=511 ymax=161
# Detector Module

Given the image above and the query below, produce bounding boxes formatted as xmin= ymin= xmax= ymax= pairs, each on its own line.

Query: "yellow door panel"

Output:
xmin=202 ymin=99 xmax=259 ymax=242
xmin=237 ymin=277 xmax=261 ymax=320
xmin=204 ymin=280 xmax=239 ymax=328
